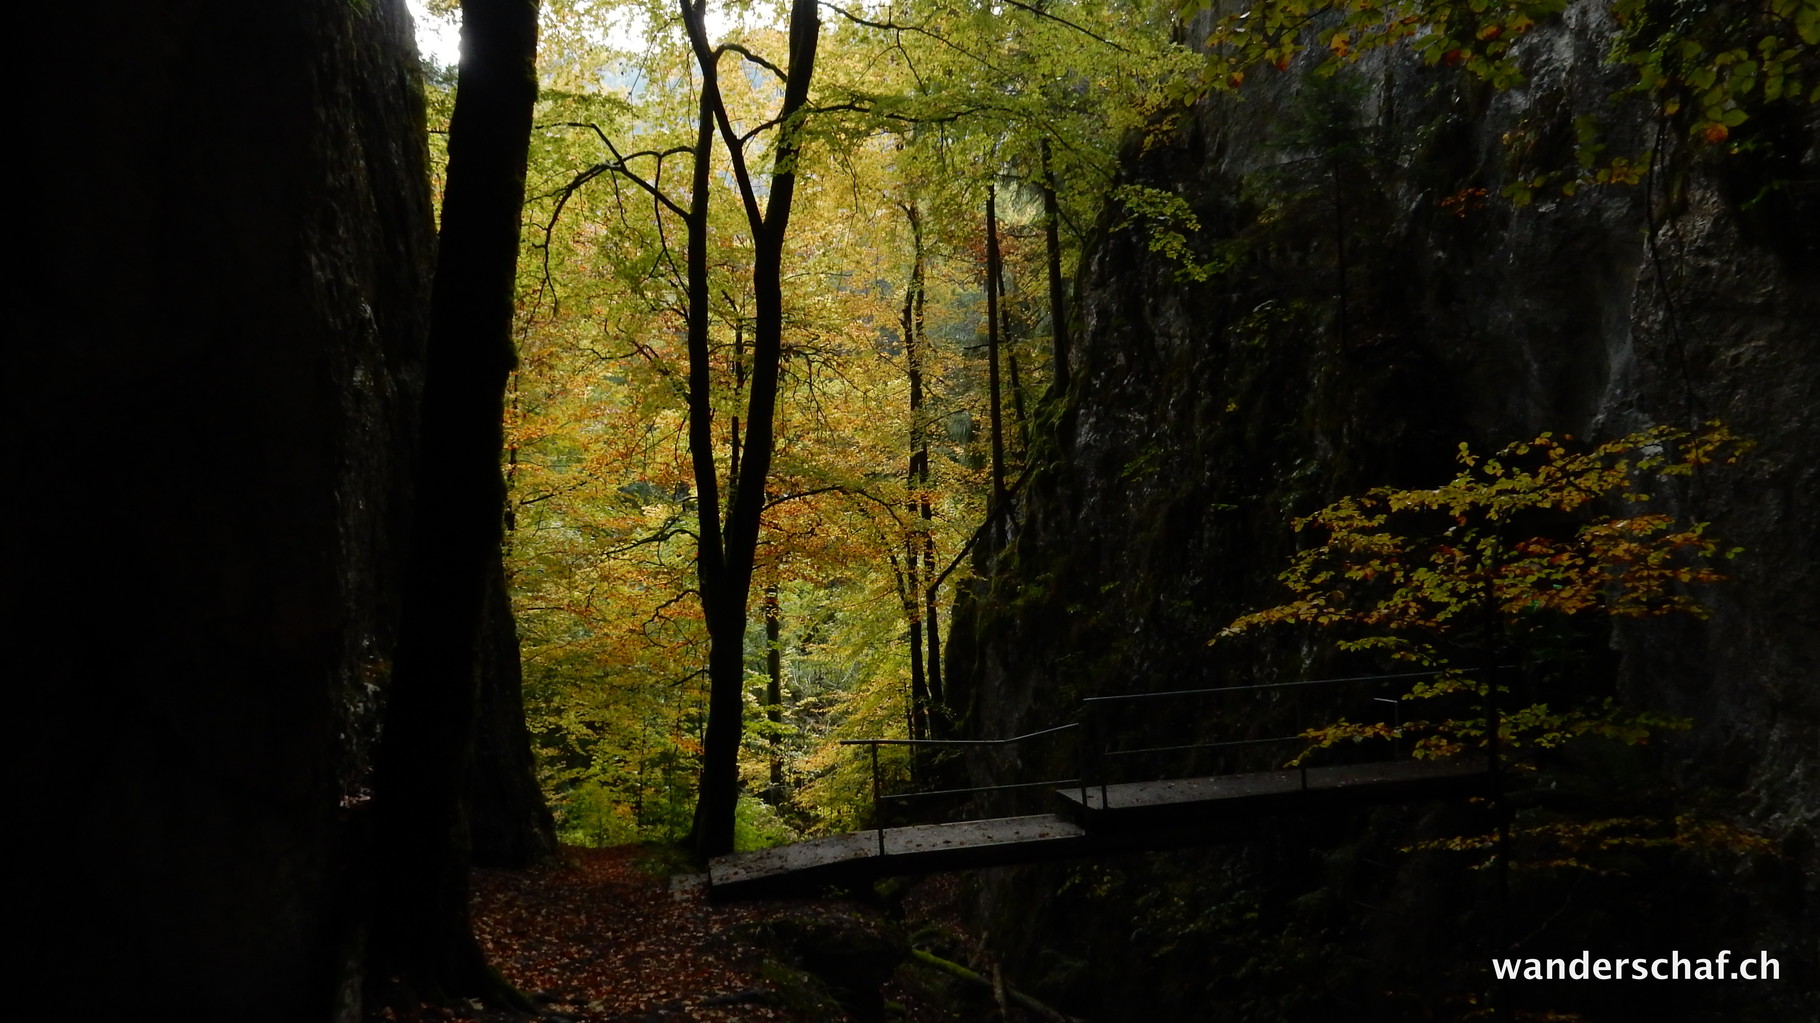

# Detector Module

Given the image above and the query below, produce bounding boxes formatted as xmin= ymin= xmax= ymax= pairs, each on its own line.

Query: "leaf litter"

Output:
xmin=394 ymin=845 xmax=1023 ymax=1023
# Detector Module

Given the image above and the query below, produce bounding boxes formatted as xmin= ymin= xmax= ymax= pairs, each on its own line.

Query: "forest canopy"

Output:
xmin=412 ymin=0 xmax=1200 ymax=855
xmin=409 ymin=0 xmax=1817 ymax=856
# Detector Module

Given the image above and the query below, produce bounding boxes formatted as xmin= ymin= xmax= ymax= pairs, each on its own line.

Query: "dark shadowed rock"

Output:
xmin=736 ymin=906 xmax=908 ymax=1022
xmin=948 ymin=2 xmax=1817 ymax=1018
xmin=14 ymin=2 xmax=433 ymax=1018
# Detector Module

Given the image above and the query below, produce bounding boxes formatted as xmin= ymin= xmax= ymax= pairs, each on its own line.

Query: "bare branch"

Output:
xmin=760 ymin=484 xmax=850 ymax=512
xmin=1001 ymin=0 xmax=1128 ymax=53
xmin=681 ymin=2 xmax=767 ymax=236
xmin=717 ymin=42 xmax=787 ymax=82
xmin=819 ymin=2 xmax=1015 ymax=77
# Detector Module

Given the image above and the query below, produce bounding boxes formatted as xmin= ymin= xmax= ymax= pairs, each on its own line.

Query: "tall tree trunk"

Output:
xmin=903 ymin=200 xmax=946 ymax=736
xmin=906 ymin=554 xmax=931 ymax=742
xmin=365 ymin=0 xmax=540 ymax=1006
xmin=891 ymin=552 xmax=930 ymax=742
xmin=472 ymin=374 xmax=557 ymax=868
xmin=468 ymin=555 xmax=559 ymax=867
xmin=765 ymin=583 xmax=786 ymax=789
xmin=903 ymin=203 xmax=931 ymax=742
xmin=681 ymin=80 xmax=735 ymax=858
xmin=683 ymin=0 xmax=822 ymax=859
xmin=995 ymin=197 xmax=1026 ymax=456
xmin=730 ymin=319 xmax=744 ymax=486
xmin=1041 ymin=139 xmax=1070 ymax=394
xmin=924 ymin=528 xmax=945 ymax=735
xmin=985 ymin=185 xmax=1007 ymax=541
xmin=1007 ymin=347 xmax=1030 ymax=456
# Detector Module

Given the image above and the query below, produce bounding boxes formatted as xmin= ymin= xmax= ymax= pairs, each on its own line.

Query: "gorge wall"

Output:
xmin=15 ymin=2 xmax=434 ymax=1017
xmin=947 ymin=4 xmax=1817 ymax=1019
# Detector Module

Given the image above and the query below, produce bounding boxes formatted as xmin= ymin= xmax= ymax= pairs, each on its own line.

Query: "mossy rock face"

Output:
xmin=940 ymin=17 xmax=1820 ymax=1020
xmin=737 ymin=907 xmax=908 ymax=1023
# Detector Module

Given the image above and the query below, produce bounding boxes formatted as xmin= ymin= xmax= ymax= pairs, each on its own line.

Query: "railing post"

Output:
xmin=1375 ymin=694 xmax=1401 ymax=760
xmin=1292 ymin=685 xmax=1305 ymax=780
xmin=1076 ymin=708 xmax=1089 ymax=816
xmin=1394 ymin=695 xmax=1402 ymax=760
xmin=870 ymin=741 xmax=884 ymax=856
xmin=1096 ymin=703 xmax=1109 ymax=812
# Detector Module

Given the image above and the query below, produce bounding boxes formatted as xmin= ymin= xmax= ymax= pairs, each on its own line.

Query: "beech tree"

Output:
xmin=505 ymin=0 xmax=1198 ymax=851
xmin=676 ymin=0 xmax=826 ymax=857
xmin=367 ymin=0 xmax=543 ymax=1003
xmin=507 ymin=20 xmax=969 ymax=847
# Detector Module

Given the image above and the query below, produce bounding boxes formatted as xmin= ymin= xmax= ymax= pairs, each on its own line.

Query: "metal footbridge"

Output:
xmin=709 ymin=670 xmax=1502 ymax=899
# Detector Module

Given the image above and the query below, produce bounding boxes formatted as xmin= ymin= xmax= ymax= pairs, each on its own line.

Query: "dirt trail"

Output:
xmin=382 ymin=845 xmax=1029 ymax=1023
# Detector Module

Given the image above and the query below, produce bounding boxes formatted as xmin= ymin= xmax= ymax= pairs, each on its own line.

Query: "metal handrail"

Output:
xmin=1082 ymin=672 xmax=1465 ymax=805
xmin=1079 ymin=669 xmax=1453 ymax=706
xmin=842 ymin=668 xmax=1504 ymax=848
xmin=842 ymin=722 xmax=1082 ymax=852
xmin=838 ymin=721 xmax=1079 ymax=748
xmin=881 ymin=777 xmax=1082 ymax=801
xmin=1104 ymin=733 xmax=1305 ymax=758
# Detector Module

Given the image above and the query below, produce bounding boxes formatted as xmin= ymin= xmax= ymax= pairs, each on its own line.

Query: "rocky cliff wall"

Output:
xmin=948 ymin=3 xmax=1817 ymax=1018
xmin=14 ymin=3 xmax=434 ymax=1017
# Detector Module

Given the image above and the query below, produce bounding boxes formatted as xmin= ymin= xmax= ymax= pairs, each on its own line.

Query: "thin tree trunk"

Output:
xmin=985 ymin=186 xmax=1007 ymax=539
xmin=764 ymin=583 xmax=785 ymax=788
xmin=366 ymin=0 xmax=540 ymax=1006
xmin=902 ymin=202 xmax=930 ymax=742
xmin=923 ymin=532 xmax=944 ymax=735
xmin=1007 ymin=347 xmax=1030 ymax=457
xmin=1041 ymin=139 xmax=1070 ymax=394
xmin=468 ymin=555 xmax=559 ymax=867
xmin=995 ymin=201 xmax=1026 ymax=456
xmin=902 ymin=200 xmax=946 ymax=736
xmin=730 ymin=319 xmax=744 ymax=487
xmin=906 ymin=548 xmax=930 ymax=741
xmin=891 ymin=552 xmax=929 ymax=743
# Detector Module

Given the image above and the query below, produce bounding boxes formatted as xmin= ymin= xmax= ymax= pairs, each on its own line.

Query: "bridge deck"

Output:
xmin=1058 ymin=758 xmax=1489 ymax=819
xmin=709 ymin=758 xmax=1490 ymax=899
xmin=709 ymin=814 xmax=1085 ymax=899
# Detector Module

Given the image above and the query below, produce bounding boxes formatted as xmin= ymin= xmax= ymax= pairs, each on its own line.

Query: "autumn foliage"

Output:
xmin=1219 ymin=424 xmax=1750 ymax=668
xmin=1217 ymin=424 xmax=1765 ymax=871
